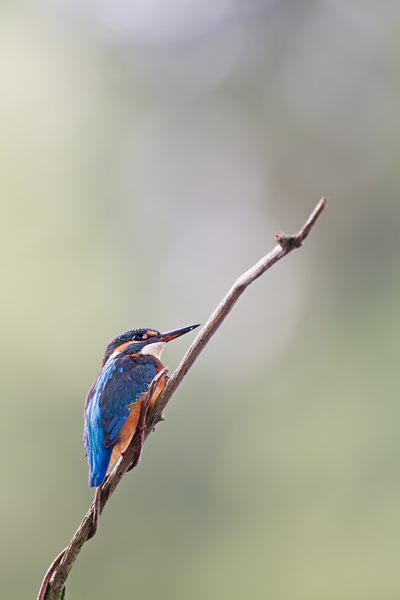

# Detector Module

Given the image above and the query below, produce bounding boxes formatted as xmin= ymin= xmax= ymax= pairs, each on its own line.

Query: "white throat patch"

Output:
xmin=141 ymin=341 xmax=166 ymax=360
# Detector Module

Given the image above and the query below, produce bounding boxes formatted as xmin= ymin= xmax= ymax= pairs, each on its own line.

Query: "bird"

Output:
xmin=84 ymin=324 xmax=199 ymax=488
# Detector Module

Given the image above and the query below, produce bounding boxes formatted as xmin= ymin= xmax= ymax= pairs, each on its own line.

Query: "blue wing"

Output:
xmin=84 ymin=354 xmax=158 ymax=487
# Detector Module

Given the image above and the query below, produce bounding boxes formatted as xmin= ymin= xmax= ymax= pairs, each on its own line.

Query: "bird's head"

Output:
xmin=102 ymin=324 xmax=200 ymax=365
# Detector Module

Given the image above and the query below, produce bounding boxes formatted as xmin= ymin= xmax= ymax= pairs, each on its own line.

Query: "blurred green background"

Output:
xmin=2 ymin=1 xmax=400 ymax=598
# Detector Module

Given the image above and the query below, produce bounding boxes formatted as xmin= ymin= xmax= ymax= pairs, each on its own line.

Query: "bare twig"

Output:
xmin=87 ymin=480 xmax=103 ymax=541
xmin=38 ymin=198 xmax=327 ymax=600
xmin=37 ymin=549 xmax=67 ymax=600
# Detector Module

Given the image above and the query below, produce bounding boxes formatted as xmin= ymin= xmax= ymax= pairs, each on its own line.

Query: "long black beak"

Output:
xmin=157 ymin=323 xmax=200 ymax=343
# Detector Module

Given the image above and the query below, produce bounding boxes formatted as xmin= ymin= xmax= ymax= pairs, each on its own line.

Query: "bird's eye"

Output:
xmin=132 ymin=334 xmax=141 ymax=341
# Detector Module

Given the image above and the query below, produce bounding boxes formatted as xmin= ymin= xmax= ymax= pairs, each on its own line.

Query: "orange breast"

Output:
xmin=108 ymin=374 xmax=166 ymax=469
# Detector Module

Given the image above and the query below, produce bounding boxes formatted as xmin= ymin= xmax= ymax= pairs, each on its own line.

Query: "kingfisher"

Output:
xmin=84 ymin=324 xmax=199 ymax=487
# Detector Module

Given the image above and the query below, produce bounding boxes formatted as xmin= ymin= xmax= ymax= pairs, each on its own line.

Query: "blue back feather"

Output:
xmin=84 ymin=354 xmax=159 ymax=487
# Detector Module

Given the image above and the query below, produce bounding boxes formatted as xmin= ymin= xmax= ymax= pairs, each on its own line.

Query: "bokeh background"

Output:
xmin=2 ymin=1 xmax=400 ymax=598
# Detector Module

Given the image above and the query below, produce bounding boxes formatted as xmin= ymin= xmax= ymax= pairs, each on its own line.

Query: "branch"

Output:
xmin=38 ymin=198 xmax=327 ymax=600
